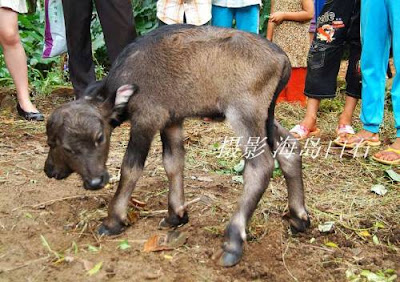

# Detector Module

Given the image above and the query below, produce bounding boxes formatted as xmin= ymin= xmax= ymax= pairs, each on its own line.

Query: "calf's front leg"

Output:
xmin=99 ymin=127 xmax=156 ymax=235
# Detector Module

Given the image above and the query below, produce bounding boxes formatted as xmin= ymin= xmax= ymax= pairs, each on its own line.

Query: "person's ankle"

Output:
xmin=17 ymin=100 xmax=38 ymax=113
xmin=300 ymin=116 xmax=317 ymax=130
xmin=358 ymin=129 xmax=378 ymax=137
xmin=338 ymin=113 xmax=352 ymax=126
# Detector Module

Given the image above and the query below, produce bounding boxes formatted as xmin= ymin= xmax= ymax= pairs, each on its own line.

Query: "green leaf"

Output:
xmin=232 ymin=175 xmax=244 ymax=184
xmin=40 ymin=235 xmax=52 ymax=253
xmin=233 ymin=160 xmax=245 ymax=173
xmin=40 ymin=235 xmax=62 ymax=259
xmin=385 ymin=170 xmax=400 ymax=182
xmin=87 ymin=261 xmax=103 ymax=276
xmin=372 ymin=235 xmax=380 ymax=245
xmin=360 ymin=269 xmax=383 ymax=281
xmin=324 ymin=241 xmax=338 ymax=248
xmin=88 ymin=245 xmax=100 ymax=252
xmin=118 ymin=240 xmax=131 ymax=250
xmin=72 ymin=241 xmax=79 ymax=254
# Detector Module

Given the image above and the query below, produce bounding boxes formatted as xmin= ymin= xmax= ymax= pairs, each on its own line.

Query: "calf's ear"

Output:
xmin=109 ymin=84 xmax=138 ymax=127
xmin=114 ymin=84 xmax=137 ymax=109
xmin=83 ymin=80 xmax=107 ymax=101
xmin=46 ymin=109 xmax=65 ymax=147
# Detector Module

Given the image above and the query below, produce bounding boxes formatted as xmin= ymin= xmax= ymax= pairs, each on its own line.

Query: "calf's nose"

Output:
xmin=84 ymin=172 xmax=109 ymax=190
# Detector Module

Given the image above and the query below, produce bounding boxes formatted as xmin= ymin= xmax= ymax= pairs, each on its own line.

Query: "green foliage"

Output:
xmin=0 ymin=0 xmax=158 ymax=94
xmin=260 ymin=0 xmax=271 ymax=37
xmin=133 ymin=0 xmax=158 ymax=35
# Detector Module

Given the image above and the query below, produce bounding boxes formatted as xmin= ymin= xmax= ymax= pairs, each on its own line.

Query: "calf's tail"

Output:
xmin=266 ymin=60 xmax=291 ymax=149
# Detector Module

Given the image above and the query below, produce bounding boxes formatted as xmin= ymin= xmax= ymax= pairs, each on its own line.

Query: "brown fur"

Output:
xmin=44 ymin=25 xmax=309 ymax=267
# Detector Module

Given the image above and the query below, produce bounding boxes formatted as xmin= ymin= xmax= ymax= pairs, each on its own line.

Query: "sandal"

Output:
xmin=336 ymin=124 xmax=355 ymax=137
xmin=371 ymin=147 xmax=400 ymax=165
xmin=289 ymin=124 xmax=321 ymax=141
xmin=333 ymin=124 xmax=355 ymax=145
xmin=334 ymin=133 xmax=381 ymax=149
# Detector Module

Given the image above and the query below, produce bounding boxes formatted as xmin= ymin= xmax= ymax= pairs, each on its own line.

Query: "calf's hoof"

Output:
xmin=215 ymin=224 xmax=244 ymax=267
xmin=98 ymin=219 xmax=126 ymax=236
xmin=159 ymin=211 xmax=189 ymax=229
xmin=213 ymin=241 xmax=243 ymax=267
xmin=285 ymin=211 xmax=310 ymax=233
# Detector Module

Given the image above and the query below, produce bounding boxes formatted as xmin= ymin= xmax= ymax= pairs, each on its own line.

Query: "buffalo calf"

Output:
xmin=44 ymin=25 xmax=310 ymax=267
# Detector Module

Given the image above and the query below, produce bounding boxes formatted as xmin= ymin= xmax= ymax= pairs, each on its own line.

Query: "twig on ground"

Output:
xmin=281 ymin=232 xmax=298 ymax=282
xmin=0 ymin=255 xmax=49 ymax=274
xmin=12 ymin=193 xmax=111 ymax=211
xmin=15 ymin=165 xmax=34 ymax=173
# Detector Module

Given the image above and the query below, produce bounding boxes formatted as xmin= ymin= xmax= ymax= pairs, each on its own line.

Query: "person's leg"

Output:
xmin=62 ymin=0 xmax=95 ymax=99
xmin=211 ymin=5 xmax=234 ymax=28
xmin=293 ymin=41 xmax=343 ymax=139
xmin=296 ymin=98 xmax=320 ymax=131
xmin=289 ymin=97 xmax=321 ymax=140
xmin=95 ymin=0 xmax=136 ymax=64
xmin=235 ymin=5 xmax=259 ymax=34
xmin=0 ymin=8 xmax=39 ymax=113
xmin=339 ymin=42 xmax=361 ymax=130
xmin=349 ymin=0 xmax=389 ymax=142
xmin=339 ymin=96 xmax=358 ymax=126
xmin=373 ymin=0 xmax=400 ymax=162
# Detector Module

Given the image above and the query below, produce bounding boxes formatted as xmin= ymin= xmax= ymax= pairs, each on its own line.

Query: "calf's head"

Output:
xmin=44 ymin=84 xmax=136 ymax=190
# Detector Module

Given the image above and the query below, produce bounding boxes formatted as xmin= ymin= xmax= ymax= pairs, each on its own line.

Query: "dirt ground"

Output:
xmin=0 ymin=85 xmax=399 ymax=282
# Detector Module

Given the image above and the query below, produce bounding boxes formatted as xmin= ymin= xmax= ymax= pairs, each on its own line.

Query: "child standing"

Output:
xmin=339 ymin=0 xmax=400 ymax=165
xmin=267 ymin=0 xmax=314 ymax=106
xmin=290 ymin=0 xmax=362 ymax=141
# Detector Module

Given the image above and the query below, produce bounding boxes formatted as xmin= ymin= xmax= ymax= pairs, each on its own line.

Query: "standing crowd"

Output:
xmin=0 ymin=0 xmax=399 ymax=165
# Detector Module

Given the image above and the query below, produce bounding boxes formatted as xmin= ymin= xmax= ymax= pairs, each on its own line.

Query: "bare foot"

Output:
xmin=18 ymin=100 xmax=39 ymax=113
xmin=336 ymin=129 xmax=381 ymax=148
xmin=340 ymin=129 xmax=378 ymax=143
xmin=373 ymin=138 xmax=400 ymax=162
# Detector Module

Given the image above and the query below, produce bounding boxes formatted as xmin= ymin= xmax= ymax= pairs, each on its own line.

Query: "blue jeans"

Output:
xmin=211 ymin=5 xmax=259 ymax=34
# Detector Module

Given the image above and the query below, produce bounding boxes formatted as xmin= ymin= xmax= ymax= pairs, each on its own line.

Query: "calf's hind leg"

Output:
xmin=273 ymin=120 xmax=310 ymax=232
xmin=99 ymin=125 xmax=157 ymax=235
xmin=218 ymin=110 xmax=275 ymax=267
xmin=159 ymin=121 xmax=189 ymax=228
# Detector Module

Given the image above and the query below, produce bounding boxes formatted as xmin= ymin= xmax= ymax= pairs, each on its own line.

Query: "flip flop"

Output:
xmin=371 ymin=147 xmax=400 ymax=165
xmin=333 ymin=124 xmax=355 ymax=146
xmin=336 ymin=124 xmax=355 ymax=137
xmin=334 ymin=134 xmax=381 ymax=149
xmin=289 ymin=124 xmax=321 ymax=141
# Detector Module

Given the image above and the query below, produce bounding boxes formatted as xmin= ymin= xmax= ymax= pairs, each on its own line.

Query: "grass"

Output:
xmin=0 ymin=69 xmax=398 ymax=280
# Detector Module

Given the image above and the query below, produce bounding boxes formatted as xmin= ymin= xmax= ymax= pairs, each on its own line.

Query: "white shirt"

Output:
xmin=157 ymin=0 xmax=212 ymax=26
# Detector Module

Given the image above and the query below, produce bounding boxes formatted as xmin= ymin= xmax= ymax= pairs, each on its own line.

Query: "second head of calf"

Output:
xmin=44 ymin=83 xmax=135 ymax=190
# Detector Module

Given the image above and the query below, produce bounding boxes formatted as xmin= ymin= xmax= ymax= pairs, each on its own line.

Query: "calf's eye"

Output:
xmin=95 ymin=133 xmax=104 ymax=146
xmin=63 ymin=146 xmax=74 ymax=154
